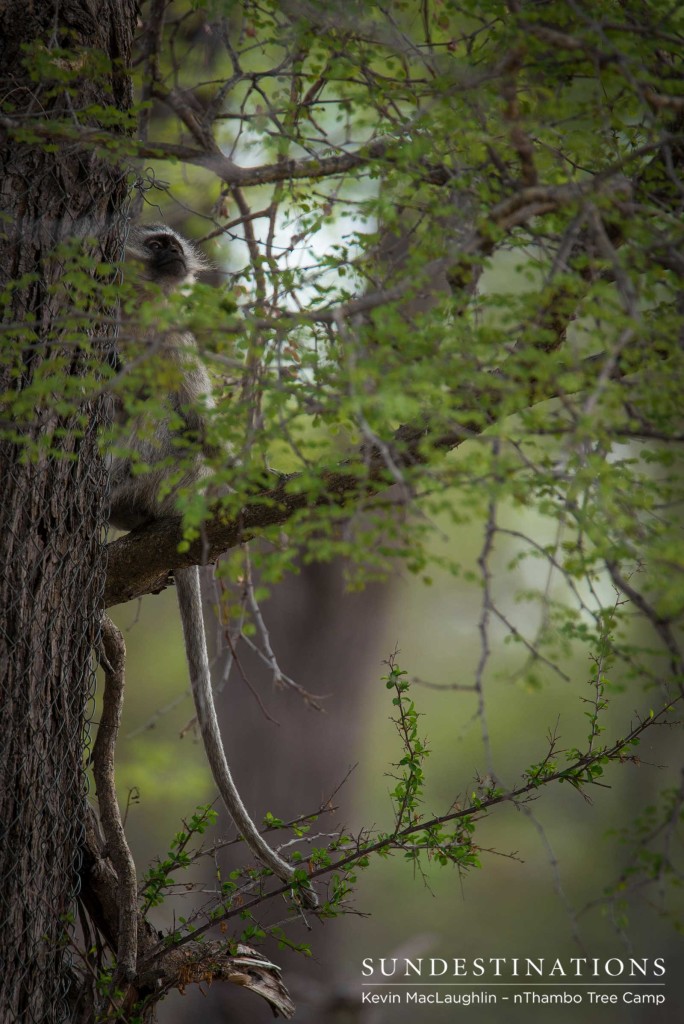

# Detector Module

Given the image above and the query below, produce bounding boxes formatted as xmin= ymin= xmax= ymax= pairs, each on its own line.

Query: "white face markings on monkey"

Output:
xmin=125 ymin=224 xmax=208 ymax=290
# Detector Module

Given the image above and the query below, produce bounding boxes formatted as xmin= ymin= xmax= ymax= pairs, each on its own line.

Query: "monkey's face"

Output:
xmin=126 ymin=225 xmax=205 ymax=291
xmin=141 ymin=231 xmax=188 ymax=284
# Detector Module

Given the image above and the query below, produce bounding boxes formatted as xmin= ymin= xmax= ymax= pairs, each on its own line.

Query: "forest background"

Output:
xmin=1 ymin=1 xmax=683 ymax=1022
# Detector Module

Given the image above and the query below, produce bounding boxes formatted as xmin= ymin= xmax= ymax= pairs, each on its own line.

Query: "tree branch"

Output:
xmin=79 ymin=792 xmax=295 ymax=1016
xmin=137 ymin=943 xmax=295 ymax=1018
xmin=92 ymin=618 xmax=138 ymax=982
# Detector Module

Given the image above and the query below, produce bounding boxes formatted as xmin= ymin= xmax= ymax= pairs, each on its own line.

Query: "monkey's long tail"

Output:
xmin=175 ymin=566 xmax=318 ymax=908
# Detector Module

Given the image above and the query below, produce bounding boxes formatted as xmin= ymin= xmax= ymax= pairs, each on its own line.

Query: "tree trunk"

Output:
xmin=0 ymin=3 xmax=136 ymax=1020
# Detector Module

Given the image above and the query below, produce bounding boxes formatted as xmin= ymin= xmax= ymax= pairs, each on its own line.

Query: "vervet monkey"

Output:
xmin=109 ymin=224 xmax=314 ymax=904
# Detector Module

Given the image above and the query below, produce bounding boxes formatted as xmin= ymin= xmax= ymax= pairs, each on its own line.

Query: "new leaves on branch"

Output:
xmin=3 ymin=0 xmax=683 ymax=1019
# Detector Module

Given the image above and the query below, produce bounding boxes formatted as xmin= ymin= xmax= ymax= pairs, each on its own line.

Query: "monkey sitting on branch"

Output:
xmin=108 ymin=223 xmax=316 ymax=906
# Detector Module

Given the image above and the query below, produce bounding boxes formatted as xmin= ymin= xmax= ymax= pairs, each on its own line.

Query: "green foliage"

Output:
xmin=140 ymin=805 xmax=218 ymax=912
xmin=605 ymin=785 xmax=684 ymax=933
xmin=125 ymin=646 xmax=676 ymax=961
xmin=384 ymin=657 xmax=431 ymax=832
xmin=140 ymin=659 xmax=486 ymax=953
xmin=5 ymin=0 xmax=683 ymax=993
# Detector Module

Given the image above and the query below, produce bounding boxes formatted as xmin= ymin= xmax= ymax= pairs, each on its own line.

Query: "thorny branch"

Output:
xmin=97 ymin=0 xmax=684 ymax=999
xmin=78 ymin=802 xmax=296 ymax=1018
xmin=137 ymin=693 xmax=681 ymax=956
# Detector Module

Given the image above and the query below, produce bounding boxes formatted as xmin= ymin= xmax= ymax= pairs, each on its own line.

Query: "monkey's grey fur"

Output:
xmin=109 ymin=224 xmax=313 ymax=902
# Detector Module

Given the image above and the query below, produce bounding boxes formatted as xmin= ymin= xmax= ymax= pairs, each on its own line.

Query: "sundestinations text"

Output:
xmin=361 ymin=957 xmax=666 ymax=980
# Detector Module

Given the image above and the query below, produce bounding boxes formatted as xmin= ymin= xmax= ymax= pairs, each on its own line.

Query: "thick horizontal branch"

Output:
xmin=105 ymin=414 xmax=487 ymax=608
xmin=1 ymin=117 xmax=407 ymax=186
xmin=133 ymin=134 xmax=397 ymax=186
xmin=104 ymin=167 xmax=642 ymax=609
xmin=4 ymin=117 xmax=649 ymax=196
xmin=105 ymin=466 xmax=382 ymax=607
xmin=105 ymin=325 xmax=637 ymax=608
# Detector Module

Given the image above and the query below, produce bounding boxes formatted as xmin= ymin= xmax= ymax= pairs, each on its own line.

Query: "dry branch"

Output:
xmin=92 ymin=618 xmax=138 ymax=981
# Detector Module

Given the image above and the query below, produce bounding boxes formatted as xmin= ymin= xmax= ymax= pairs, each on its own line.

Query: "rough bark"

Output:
xmin=0 ymin=2 xmax=137 ymax=1021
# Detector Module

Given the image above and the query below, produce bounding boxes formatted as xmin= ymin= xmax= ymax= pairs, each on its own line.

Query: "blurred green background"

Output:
xmin=105 ymin=496 xmax=683 ymax=1023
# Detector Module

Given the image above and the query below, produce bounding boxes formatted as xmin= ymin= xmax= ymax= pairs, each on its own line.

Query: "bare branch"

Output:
xmin=138 ymin=943 xmax=295 ymax=1018
xmin=92 ymin=618 xmax=138 ymax=982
